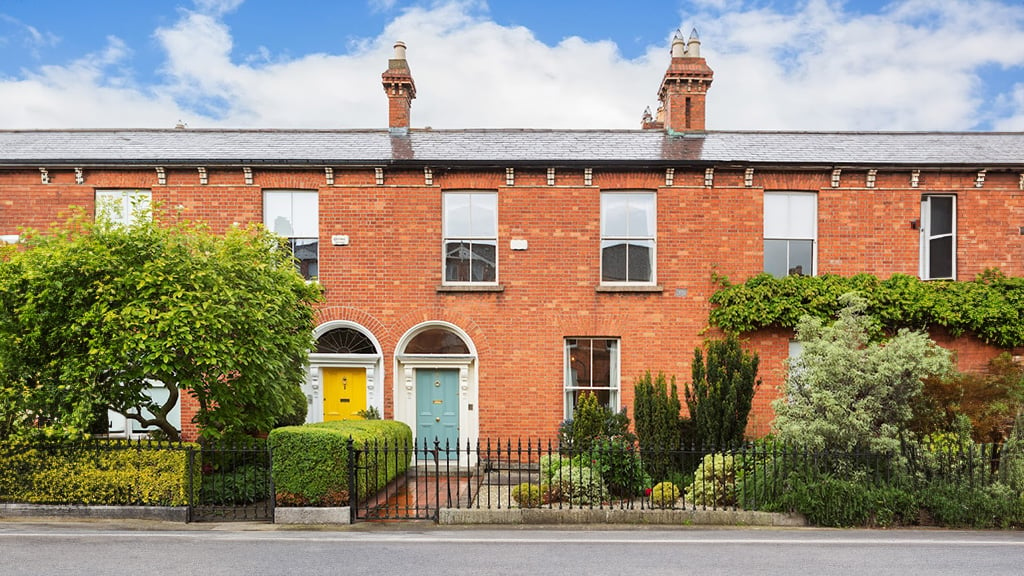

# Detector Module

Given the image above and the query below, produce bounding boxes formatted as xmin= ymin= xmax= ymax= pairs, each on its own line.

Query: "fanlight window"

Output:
xmin=404 ymin=328 xmax=470 ymax=354
xmin=316 ymin=328 xmax=378 ymax=354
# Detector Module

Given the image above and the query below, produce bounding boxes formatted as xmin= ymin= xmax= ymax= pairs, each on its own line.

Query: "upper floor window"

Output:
xmin=920 ymin=195 xmax=956 ymax=280
xmin=443 ymin=191 xmax=497 ymax=283
xmin=564 ymin=338 xmax=619 ymax=419
xmin=95 ymin=189 xmax=152 ymax=226
xmin=601 ymin=191 xmax=656 ymax=284
xmin=264 ymin=190 xmax=318 ymax=280
xmin=764 ymin=192 xmax=817 ymax=277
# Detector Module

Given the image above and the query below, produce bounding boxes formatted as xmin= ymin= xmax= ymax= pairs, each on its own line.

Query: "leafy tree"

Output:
xmin=0 ymin=208 xmax=322 ymax=441
xmin=685 ymin=335 xmax=760 ymax=448
xmin=912 ymin=353 xmax=1024 ymax=443
xmin=773 ymin=293 xmax=953 ymax=453
xmin=633 ymin=371 xmax=682 ymax=480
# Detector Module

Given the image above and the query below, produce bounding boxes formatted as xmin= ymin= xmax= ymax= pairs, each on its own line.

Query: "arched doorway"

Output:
xmin=394 ymin=322 xmax=479 ymax=455
xmin=306 ymin=321 xmax=384 ymax=423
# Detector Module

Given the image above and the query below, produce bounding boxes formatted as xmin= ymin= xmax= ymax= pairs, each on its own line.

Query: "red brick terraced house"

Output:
xmin=2 ymin=33 xmax=1023 ymax=442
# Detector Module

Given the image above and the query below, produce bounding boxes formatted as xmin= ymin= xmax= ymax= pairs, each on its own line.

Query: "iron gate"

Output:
xmin=351 ymin=438 xmax=471 ymax=521
xmin=188 ymin=440 xmax=274 ymax=522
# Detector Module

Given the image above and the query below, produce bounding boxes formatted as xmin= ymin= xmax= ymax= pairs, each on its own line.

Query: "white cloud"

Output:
xmin=0 ymin=0 xmax=1023 ymax=130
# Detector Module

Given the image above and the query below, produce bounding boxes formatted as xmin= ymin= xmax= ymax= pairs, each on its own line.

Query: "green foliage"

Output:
xmin=918 ymin=482 xmax=1024 ymax=529
xmin=1002 ymin=412 xmax=1024 ymax=494
xmin=649 ymin=481 xmax=680 ymax=508
xmin=685 ymin=335 xmax=760 ymax=447
xmin=779 ymin=472 xmax=918 ymax=528
xmin=356 ymin=406 xmax=382 ymax=420
xmin=199 ymin=464 xmax=271 ymax=505
xmin=274 ymin=385 xmax=309 ymax=429
xmin=558 ymin=391 xmax=633 ymax=454
xmin=912 ymin=354 xmax=1024 ymax=443
xmin=709 ymin=270 xmax=1024 ymax=348
xmin=685 ymin=452 xmax=739 ymax=507
xmin=633 ymin=371 xmax=683 ymax=482
xmin=0 ymin=440 xmax=197 ymax=506
xmin=0 ymin=208 xmax=323 ymax=441
xmin=582 ymin=436 xmax=650 ymax=498
xmin=549 ymin=464 xmax=609 ymax=506
xmin=511 ymin=483 xmax=543 ymax=508
xmin=268 ymin=419 xmax=412 ymax=506
xmin=773 ymin=294 xmax=953 ymax=454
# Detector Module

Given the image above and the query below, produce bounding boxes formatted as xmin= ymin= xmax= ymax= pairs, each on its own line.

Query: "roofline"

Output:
xmin=4 ymin=159 xmax=1023 ymax=171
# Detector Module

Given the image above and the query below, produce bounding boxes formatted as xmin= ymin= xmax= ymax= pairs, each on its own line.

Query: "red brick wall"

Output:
xmin=2 ymin=165 xmax=1020 ymax=441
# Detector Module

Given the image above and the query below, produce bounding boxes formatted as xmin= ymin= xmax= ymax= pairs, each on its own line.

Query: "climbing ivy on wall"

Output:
xmin=708 ymin=269 xmax=1024 ymax=348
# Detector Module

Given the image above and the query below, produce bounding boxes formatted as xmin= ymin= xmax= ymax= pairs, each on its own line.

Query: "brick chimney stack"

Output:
xmin=650 ymin=29 xmax=713 ymax=133
xmin=382 ymin=41 xmax=416 ymax=135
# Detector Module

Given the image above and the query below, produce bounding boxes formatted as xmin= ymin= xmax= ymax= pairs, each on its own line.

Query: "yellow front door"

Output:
xmin=322 ymin=367 xmax=367 ymax=421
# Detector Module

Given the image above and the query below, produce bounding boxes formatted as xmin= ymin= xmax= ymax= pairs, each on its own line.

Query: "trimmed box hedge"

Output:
xmin=0 ymin=440 xmax=199 ymax=506
xmin=269 ymin=420 xmax=412 ymax=507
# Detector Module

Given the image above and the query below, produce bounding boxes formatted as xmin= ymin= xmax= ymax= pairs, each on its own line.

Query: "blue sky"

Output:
xmin=1 ymin=0 xmax=1022 ymax=130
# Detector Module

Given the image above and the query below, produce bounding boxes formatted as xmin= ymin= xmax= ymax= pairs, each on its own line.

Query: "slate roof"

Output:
xmin=0 ymin=129 xmax=1022 ymax=168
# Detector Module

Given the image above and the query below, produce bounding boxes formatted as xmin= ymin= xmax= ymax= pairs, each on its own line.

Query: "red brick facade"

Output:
xmin=2 ymin=163 xmax=1020 ymax=440
xmin=2 ymin=40 xmax=1021 ymax=442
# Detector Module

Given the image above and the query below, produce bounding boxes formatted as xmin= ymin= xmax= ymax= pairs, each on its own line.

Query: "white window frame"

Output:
xmin=920 ymin=194 xmax=957 ymax=280
xmin=600 ymin=191 xmax=657 ymax=285
xmin=564 ymin=338 xmax=620 ymax=420
xmin=442 ymin=191 xmax=498 ymax=285
xmin=95 ymin=189 xmax=152 ymax=226
xmin=763 ymin=191 xmax=817 ymax=277
xmin=263 ymin=190 xmax=319 ymax=280
xmin=106 ymin=380 xmax=181 ymax=439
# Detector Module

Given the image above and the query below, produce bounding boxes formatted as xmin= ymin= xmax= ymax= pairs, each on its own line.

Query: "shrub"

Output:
xmin=773 ymin=293 xmax=953 ymax=454
xmin=685 ymin=335 xmax=760 ymax=448
xmin=919 ymin=482 xmax=1024 ymax=529
xmin=0 ymin=440 xmax=197 ymax=506
xmin=550 ymin=464 xmax=609 ymax=506
xmin=686 ymin=453 xmax=738 ymax=508
xmin=649 ymin=481 xmax=680 ymax=508
xmin=511 ymin=483 xmax=543 ymax=508
xmin=1003 ymin=413 xmax=1024 ymax=494
xmin=571 ymin=436 xmax=649 ymax=498
xmin=539 ymin=454 xmax=571 ymax=483
xmin=199 ymin=464 xmax=270 ymax=505
xmin=274 ymin=385 xmax=309 ymax=428
xmin=558 ymin=392 xmax=633 ymax=454
xmin=633 ymin=371 xmax=683 ymax=482
xmin=779 ymin=472 xmax=919 ymax=528
xmin=269 ymin=419 xmax=412 ymax=506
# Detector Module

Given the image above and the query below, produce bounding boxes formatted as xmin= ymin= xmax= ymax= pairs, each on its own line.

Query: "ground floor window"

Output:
xmin=564 ymin=338 xmax=619 ymax=419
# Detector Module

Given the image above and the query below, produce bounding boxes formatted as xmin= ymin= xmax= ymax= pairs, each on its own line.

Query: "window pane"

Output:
xmin=445 ymin=241 xmax=471 ymax=282
xmin=788 ymin=240 xmax=813 ymax=276
xmin=764 ymin=239 xmax=788 ymax=277
xmin=929 ymin=196 xmax=954 ymax=236
xmin=788 ymin=194 xmax=816 ymax=238
xmin=444 ymin=193 xmax=472 ymax=237
xmin=291 ymin=238 xmax=318 ymax=279
xmin=291 ymin=192 xmax=318 ymax=237
xmin=470 ymin=193 xmax=497 ymax=237
xmin=626 ymin=194 xmax=655 ymax=237
xmin=626 ymin=241 xmax=653 ymax=282
xmin=764 ymin=193 xmax=815 ymax=239
xmin=929 ymin=236 xmax=953 ymax=279
xmin=601 ymin=193 xmax=630 ymax=237
xmin=601 ymin=241 xmax=628 ymax=282
xmin=763 ymin=194 xmax=788 ymax=238
xmin=264 ymin=193 xmax=294 ymax=235
xmin=406 ymin=328 xmax=470 ymax=354
xmin=470 ymin=241 xmax=497 ymax=282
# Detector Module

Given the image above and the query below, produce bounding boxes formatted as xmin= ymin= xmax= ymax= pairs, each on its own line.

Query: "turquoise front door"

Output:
xmin=416 ymin=368 xmax=459 ymax=453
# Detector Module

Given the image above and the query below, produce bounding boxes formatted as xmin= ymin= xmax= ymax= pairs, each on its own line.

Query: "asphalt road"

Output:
xmin=2 ymin=520 xmax=1023 ymax=576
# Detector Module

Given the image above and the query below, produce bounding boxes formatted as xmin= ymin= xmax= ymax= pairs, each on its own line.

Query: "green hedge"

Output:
xmin=709 ymin=270 xmax=1024 ymax=347
xmin=0 ymin=440 xmax=198 ymax=506
xmin=268 ymin=419 xmax=412 ymax=507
